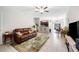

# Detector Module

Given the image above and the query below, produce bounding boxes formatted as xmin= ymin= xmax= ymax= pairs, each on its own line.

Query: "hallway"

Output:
xmin=39 ymin=19 xmax=68 ymax=52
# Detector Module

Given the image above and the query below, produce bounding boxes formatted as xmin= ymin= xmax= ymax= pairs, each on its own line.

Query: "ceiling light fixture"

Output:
xmin=35 ymin=6 xmax=49 ymax=14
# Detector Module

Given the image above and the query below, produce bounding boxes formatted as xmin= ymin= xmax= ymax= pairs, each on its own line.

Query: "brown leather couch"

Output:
xmin=13 ymin=28 xmax=37 ymax=44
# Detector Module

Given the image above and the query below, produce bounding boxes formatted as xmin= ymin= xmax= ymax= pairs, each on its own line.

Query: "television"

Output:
xmin=69 ymin=21 xmax=79 ymax=41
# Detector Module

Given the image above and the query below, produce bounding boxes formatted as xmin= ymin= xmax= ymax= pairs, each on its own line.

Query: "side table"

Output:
xmin=3 ymin=32 xmax=13 ymax=44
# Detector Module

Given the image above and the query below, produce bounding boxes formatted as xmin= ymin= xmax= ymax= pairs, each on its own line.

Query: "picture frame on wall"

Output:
xmin=54 ymin=23 xmax=61 ymax=32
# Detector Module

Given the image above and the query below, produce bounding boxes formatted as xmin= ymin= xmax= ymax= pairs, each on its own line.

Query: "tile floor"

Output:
xmin=39 ymin=32 xmax=68 ymax=52
xmin=0 ymin=44 xmax=17 ymax=52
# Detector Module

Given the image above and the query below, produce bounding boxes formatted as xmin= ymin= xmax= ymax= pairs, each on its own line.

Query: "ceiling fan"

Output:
xmin=35 ymin=6 xmax=49 ymax=14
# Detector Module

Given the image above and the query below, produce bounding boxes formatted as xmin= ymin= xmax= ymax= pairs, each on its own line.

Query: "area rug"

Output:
xmin=12 ymin=33 xmax=49 ymax=52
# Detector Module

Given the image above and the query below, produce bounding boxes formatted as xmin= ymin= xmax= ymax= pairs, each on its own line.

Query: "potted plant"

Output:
xmin=35 ymin=23 xmax=39 ymax=31
xmin=32 ymin=25 xmax=36 ymax=30
xmin=32 ymin=24 xmax=39 ymax=31
xmin=63 ymin=26 xmax=69 ymax=37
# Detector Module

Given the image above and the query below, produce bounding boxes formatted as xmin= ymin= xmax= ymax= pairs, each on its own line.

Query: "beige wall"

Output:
xmin=0 ymin=7 xmax=3 ymax=44
xmin=67 ymin=6 xmax=79 ymax=23
xmin=2 ymin=7 xmax=35 ymax=32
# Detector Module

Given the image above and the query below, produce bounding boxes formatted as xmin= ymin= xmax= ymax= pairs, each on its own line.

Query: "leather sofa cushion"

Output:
xmin=22 ymin=32 xmax=29 ymax=35
xmin=14 ymin=28 xmax=31 ymax=32
xmin=16 ymin=32 xmax=22 ymax=36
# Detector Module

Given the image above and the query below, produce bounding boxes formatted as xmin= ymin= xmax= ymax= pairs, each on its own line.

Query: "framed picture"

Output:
xmin=54 ymin=23 xmax=61 ymax=31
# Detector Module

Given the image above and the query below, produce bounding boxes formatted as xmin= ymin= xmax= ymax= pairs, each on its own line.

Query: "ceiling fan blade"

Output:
xmin=35 ymin=11 xmax=39 ymax=12
xmin=44 ymin=10 xmax=49 ymax=12
xmin=44 ymin=7 xmax=48 ymax=9
xmin=35 ymin=6 xmax=40 ymax=9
